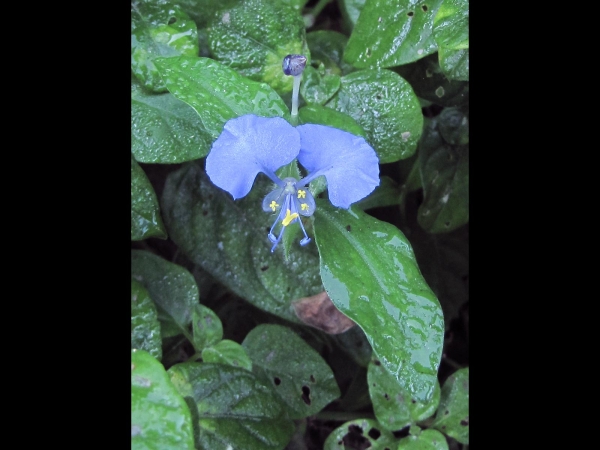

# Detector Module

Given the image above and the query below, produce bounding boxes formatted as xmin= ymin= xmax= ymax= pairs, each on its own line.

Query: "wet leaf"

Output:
xmin=300 ymin=66 xmax=341 ymax=105
xmin=431 ymin=367 xmax=469 ymax=444
xmin=201 ymin=339 xmax=252 ymax=371
xmin=344 ymin=0 xmax=443 ymax=68
xmin=131 ymin=280 xmax=162 ymax=360
xmin=154 ymin=56 xmax=289 ymax=139
xmin=326 ymin=69 xmax=423 ymax=163
xmin=298 ymin=104 xmax=366 ymax=137
xmin=242 ymin=324 xmax=341 ymax=418
xmin=131 ymin=250 xmax=199 ymax=338
xmin=161 ymin=163 xmax=322 ymax=323
xmin=176 ymin=0 xmax=240 ymax=28
xmin=131 ymin=0 xmax=199 ymax=92
xmin=313 ymin=200 xmax=444 ymax=401
xmin=168 ymin=362 xmax=294 ymax=450
xmin=131 ymin=76 xmax=212 ymax=163
xmin=433 ymin=0 xmax=469 ymax=81
xmin=397 ymin=429 xmax=449 ymax=449
xmin=337 ymin=0 xmax=367 ymax=33
xmin=131 ymin=156 xmax=167 ymax=240
xmin=207 ymin=0 xmax=309 ymax=95
xmin=306 ymin=30 xmax=355 ymax=76
xmin=191 ymin=304 xmax=223 ymax=351
xmin=368 ymin=360 xmax=440 ymax=431
xmin=131 ymin=349 xmax=194 ymax=450
xmin=323 ymin=418 xmax=396 ymax=449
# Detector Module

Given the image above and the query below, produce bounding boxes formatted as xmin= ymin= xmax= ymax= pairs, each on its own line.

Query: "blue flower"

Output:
xmin=206 ymin=114 xmax=380 ymax=252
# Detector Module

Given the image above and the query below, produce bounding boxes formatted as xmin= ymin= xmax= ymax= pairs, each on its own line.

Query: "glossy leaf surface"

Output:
xmin=323 ymin=418 xmax=396 ymax=449
xmin=306 ymin=30 xmax=354 ymax=76
xmin=431 ymin=367 xmax=469 ymax=444
xmin=131 ymin=280 xmax=162 ymax=360
xmin=154 ymin=56 xmax=289 ymax=139
xmin=300 ymin=66 xmax=341 ymax=105
xmin=201 ymin=339 xmax=253 ymax=371
xmin=168 ymin=362 xmax=294 ymax=450
xmin=242 ymin=324 xmax=340 ymax=419
xmin=131 ymin=156 xmax=167 ymax=240
xmin=433 ymin=0 xmax=469 ymax=81
xmin=397 ymin=429 xmax=448 ymax=450
xmin=298 ymin=104 xmax=366 ymax=137
xmin=344 ymin=0 xmax=443 ymax=68
xmin=191 ymin=304 xmax=223 ymax=351
xmin=313 ymin=200 xmax=444 ymax=401
xmin=131 ymin=349 xmax=194 ymax=450
xmin=326 ymin=69 xmax=422 ymax=163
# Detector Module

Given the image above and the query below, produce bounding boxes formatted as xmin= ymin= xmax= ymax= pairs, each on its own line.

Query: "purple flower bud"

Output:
xmin=282 ymin=54 xmax=307 ymax=76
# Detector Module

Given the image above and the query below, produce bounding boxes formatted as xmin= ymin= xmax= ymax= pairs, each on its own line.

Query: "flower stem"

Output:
xmin=290 ymin=74 xmax=302 ymax=125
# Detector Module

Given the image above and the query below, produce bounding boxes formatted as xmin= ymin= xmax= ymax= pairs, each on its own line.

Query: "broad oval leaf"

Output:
xmin=176 ymin=0 xmax=240 ymax=28
xmin=397 ymin=429 xmax=448 ymax=450
xmin=306 ymin=30 xmax=354 ymax=76
xmin=313 ymin=200 xmax=444 ymax=401
xmin=417 ymin=118 xmax=469 ymax=233
xmin=207 ymin=0 xmax=309 ymax=95
xmin=168 ymin=362 xmax=295 ymax=450
xmin=344 ymin=0 xmax=443 ymax=68
xmin=326 ymin=69 xmax=423 ymax=163
xmin=131 ymin=250 xmax=199 ymax=338
xmin=131 ymin=0 xmax=199 ymax=92
xmin=191 ymin=304 xmax=223 ymax=351
xmin=433 ymin=0 xmax=469 ymax=81
xmin=298 ymin=104 xmax=366 ymax=137
xmin=131 ymin=76 xmax=212 ymax=163
xmin=131 ymin=156 xmax=167 ymax=240
xmin=154 ymin=56 xmax=289 ymax=139
xmin=323 ymin=418 xmax=396 ymax=449
xmin=368 ymin=359 xmax=440 ymax=431
xmin=201 ymin=339 xmax=252 ymax=371
xmin=131 ymin=280 xmax=162 ymax=360
xmin=131 ymin=349 xmax=194 ymax=450
xmin=160 ymin=163 xmax=322 ymax=323
xmin=300 ymin=66 xmax=341 ymax=105
xmin=242 ymin=324 xmax=341 ymax=419
xmin=431 ymin=367 xmax=469 ymax=444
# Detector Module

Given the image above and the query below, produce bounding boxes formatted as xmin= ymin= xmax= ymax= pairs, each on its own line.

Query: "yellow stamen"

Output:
xmin=297 ymin=189 xmax=306 ymax=199
xmin=301 ymin=203 xmax=309 ymax=211
xmin=269 ymin=200 xmax=279 ymax=211
xmin=281 ymin=209 xmax=299 ymax=227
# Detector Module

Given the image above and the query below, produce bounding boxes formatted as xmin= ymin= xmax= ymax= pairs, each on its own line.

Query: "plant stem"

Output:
xmin=290 ymin=74 xmax=302 ymax=125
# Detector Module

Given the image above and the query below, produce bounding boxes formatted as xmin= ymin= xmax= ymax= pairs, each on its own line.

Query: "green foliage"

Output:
xmin=131 ymin=0 xmax=469 ymax=448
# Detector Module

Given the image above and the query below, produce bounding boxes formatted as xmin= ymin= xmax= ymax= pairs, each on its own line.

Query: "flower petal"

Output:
xmin=297 ymin=124 xmax=380 ymax=208
xmin=206 ymin=115 xmax=300 ymax=199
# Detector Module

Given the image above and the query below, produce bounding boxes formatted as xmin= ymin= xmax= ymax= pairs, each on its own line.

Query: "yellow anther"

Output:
xmin=297 ymin=189 xmax=306 ymax=199
xmin=301 ymin=203 xmax=309 ymax=211
xmin=269 ymin=200 xmax=279 ymax=211
xmin=281 ymin=209 xmax=299 ymax=227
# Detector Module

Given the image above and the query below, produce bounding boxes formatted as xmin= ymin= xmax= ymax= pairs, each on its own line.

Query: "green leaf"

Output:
xmin=431 ymin=367 xmax=469 ymax=444
xmin=201 ymin=339 xmax=252 ymax=370
xmin=306 ymin=30 xmax=354 ymax=76
xmin=131 ymin=156 xmax=167 ymax=240
xmin=131 ymin=349 xmax=195 ymax=450
xmin=160 ymin=163 xmax=323 ymax=323
xmin=131 ymin=250 xmax=199 ymax=338
xmin=354 ymin=176 xmax=402 ymax=211
xmin=154 ymin=56 xmax=289 ymax=139
xmin=437 ymin=107 xmax=468 ymax=146
xmin=191 ymin=304 xmax=223 ymax=351
xmin=394 ymin=54 xmax=468 ymax=107
xmin=368 ymin=360 xmax=440 ymax=431
xmin=131 ymin=76 xmax=212 ymax=163
xmin=313 ymin=200 xmax=444 ymax=401
xmin=323 ymin=418 xmax=396 ymax=449
xmin=417 ymin=118 xmax=469 ymax=233
xmin=131 ymin=0 xmax=199 ymax=93
xmin=337 ymin=0 xmax=367 ymax=33
xmin=168 ymin=362 xmax=295 ymax=450
xmin=242 ymin=324 xmax=341 ymax=419
xmin=433 ymin=0 xmax=469 ymax=81
xmin=326 ymin=69 xmax=423 ymax=163
xmin=300 ymin=66 xmax=341 ymax=105
xmin=207 ymin=0 xmax=310 ymax=95
xmin=344 ymin=0 xmax=443 ymax=68
xmin=298 ymin=104 xmax=366 ymax=137
xmin=131 ymin=280 xmax=163 ymax=360
xmin=397 ymin=429 xmax=449 ymax=450
xmin=176 ymin=0 xmax=240 ymax=28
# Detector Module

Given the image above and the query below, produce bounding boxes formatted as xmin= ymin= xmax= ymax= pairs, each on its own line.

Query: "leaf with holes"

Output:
xmin=300 ymin=66 xmax=341 ymax=106
xmin=191 ymin=304 xmax=223 ymax=351
xmin=131 ymin=75 xmax=212 ymax=163
xmin=431 ymin=367 xmax=469 ymax=444
xmin=398 ymin=429 xmax=449 ymax=449
xmin=201 ymin=339 xmax=252 ymax=371
xmin=433 ymin=0 xmax=468 ymax=81
xmin=161 ymin=163 xmax=322 ymax=323
xmin=131 ymin=280 xmax=162 ymax=360
xmin=154 ymin=56 xmax=289 ymax=139
xmin=207 ymin=0 xmax=309 ymax=95
xmin=131 ymin=156 xmax=167 ymax=240
xmin=344 ymin=0 xmax=443 ymax=68
xmin=131 ymin=350 xmax=195 ymax=450
xmin=368 ymin=360 xmax=440 ymax=431
xmin=417 ymin=117 xmax=469 ymax=233
xmin=306 ymin=30 xmax=355 ymax=76
xmin=313 ymin=200 xmax=444 ymax=402
xmin=323 ymin=418 xmax=396 ymax=450
xmin=325 ymin=69 xmax=422 ymax=163
xmin=168 ymin=362 xmax=294 ymax=450
xmin=131 ymin=0 xmax=199 ymax=93
xmin=242 ymin=324 xmax=340 ymax=419
xmin=131 ymin=250 xmax=199 ymax=339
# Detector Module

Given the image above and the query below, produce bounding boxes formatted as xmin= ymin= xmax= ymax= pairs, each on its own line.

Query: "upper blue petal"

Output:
xmin=297 ymin=124 xmax=380 ymax=209
xmin=206 ymin=115 xmax=300 ymax=199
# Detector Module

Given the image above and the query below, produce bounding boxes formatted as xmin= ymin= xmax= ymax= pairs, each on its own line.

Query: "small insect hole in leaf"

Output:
xmin=274 ymin=377 xmax=281 ymax=386
xmin=407 ymin=11 xmax=414 ymax=17
xmin=411 ymin=399 xmax=416 ymax=404
xmin=346 ymin=225 xmax=352 ymax=232
xmin=374 ymin=359 xmax=381 ymax=366
xmin=422 ymin=5 xmax=428 ymax=12
xmin=343 ymin=425 xmax=369 ymax=448
xmin=366 ymin=48 xmax=372 ymax=57
xmin=368 ymin=428 xmax=381 ymax=440
xmin=301 ymin=385 xmax=311 ymax=405
xmin=460 ymin=419 xmax=469 ymax=426
xmin=260 ymin=265 xmax=269 ymax=271
xmin=384 ymin=393 xmax=390 ymax=400
xmin=444 ymin=410 xmax=449 ymax=415
xmin=310 ymin=374 xmax=316 ymax=383
xmin=168 ymin=17 xmax=177 ymax=24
